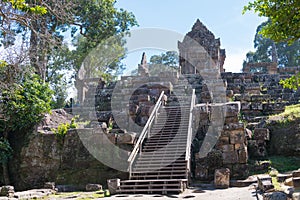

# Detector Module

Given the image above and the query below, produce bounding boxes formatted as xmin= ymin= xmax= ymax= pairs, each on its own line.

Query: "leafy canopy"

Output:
xmin=2 ymin=0 xmax=47 ymax=14
xmin=0 ymin=74 xmax=53 ymax=133
xmin=243 ymin=0 xmax=300 ymax=43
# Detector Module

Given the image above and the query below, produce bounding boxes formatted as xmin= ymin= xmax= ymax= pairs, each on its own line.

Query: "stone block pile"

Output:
xmin=193 ymin=102 xmax=248 ymax=180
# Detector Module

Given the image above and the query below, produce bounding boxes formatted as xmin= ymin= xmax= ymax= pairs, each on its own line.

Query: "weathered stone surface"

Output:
xmin=284 ymin=177 xmax=294 ymax=187
xmin=258 ymin=178 xmax=274 ymax=192
xmin=293 ymin=177 xmax=300 ymax=188
xmin=277 ymin=174 xmax=292 ymax=182
xmin=293 ymin=192 xmax=300 ymax=200
xmin=263 ymin=192 xmax=287 ymax=200
xmin=14 ymin=189 xmax=54 ymax=199
xmin=253 ymin=128 xmax=270 ymax=141
xmin=107 ymin=179 xmax=120 ymax=195
xmin=0 ymin=186 xmax=14 ymax=197
xmin=44 ymin=182 xmax=55 ymax=190
xmin=214 ymin=168 xmax=230 ymax=189
xmin=293 ymin=170 xmax=300 ymax=178
xmin=222 ymin=151 xmax=238 ymax=164
xmin=229 ymin=130 xmax=245 ymax=144
xmin=117 ymin=132 xmax=137 ymax=144
xmin=85 ymin=184 xmax=102 ymax=192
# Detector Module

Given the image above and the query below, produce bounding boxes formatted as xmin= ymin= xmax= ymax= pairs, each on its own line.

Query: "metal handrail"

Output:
xmin=185 ymin=89 xmax=196 ymax=168
xmin=127 ymin=91 xmax=165 ymax=179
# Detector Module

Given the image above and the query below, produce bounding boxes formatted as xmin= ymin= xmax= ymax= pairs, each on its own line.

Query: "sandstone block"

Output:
xmin=214 ymin=168 xmax=230 ymax=189
xmin=0 ymin=186 xmax=14 ymax=197
xmin=107 ymin=179 xmax=120 ymax=195
xmin=293 ymin=170 xmax=300 ymax=178
xmin=293 ymin=177 xmax=300 ymax=188
xmin=284 ymin=177 xmax=294 ymax=187
xmin=219 ymin=144 xmax=234 ymax=152
xmin=86 ymin=184 xmax=102 ymax=191
xmin=44 ymin=182 xmax=55 ymax=190
xmin=117 ymin=132 xmax=137 ymax=145
xmin=238 ymin=147 xmax=248 ymax=164
xmin=222 ymin=151 xmax=238 ymax=164
xmin=263 ymin=192 xmax=287 ymax=200
xmin=253 ymin=128 xmax=270 ymax=141
xmin=293 ymin=192 xmax=300 ymax=200
xmin=229 ymin=130 xmax=245 ymax=144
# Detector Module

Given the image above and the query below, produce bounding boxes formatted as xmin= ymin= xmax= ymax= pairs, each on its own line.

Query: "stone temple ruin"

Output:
xmin=5 ymin=19 xmax=300 ymax=197
xmin=72 ymin=19 xmax=300 ymax=193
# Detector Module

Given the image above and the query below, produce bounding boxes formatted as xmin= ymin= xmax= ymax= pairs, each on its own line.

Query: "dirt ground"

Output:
xmin=107 ymin=186 xmax=259 ymax=200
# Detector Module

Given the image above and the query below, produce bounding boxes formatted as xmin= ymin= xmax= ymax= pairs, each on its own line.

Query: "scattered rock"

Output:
xmin=293 ymin=192 xmax=300 ymax=200
xmin=85 ymin=184 xmax=102 ymax=192
xmin=258 ymin=176 xmax=274 ymax=192
xmin=293 ymin=170 xmax=300 ymax=178
xmin=44 ymin=182 xmax=55 ymax=190
xmin=293 ymin=177 xmax=300 ymax=188
xmin=0 ymin=186 xmax=14 ymax=198
xmin=263 ymin=192 xmax=287 ymax=200
xmin=107 ymin=179 xmax=120 ymax=195
xmin=285 ymin=177 xmax=294 ymax=187
xmin=277 ymin=174 xmax=292 ymax=182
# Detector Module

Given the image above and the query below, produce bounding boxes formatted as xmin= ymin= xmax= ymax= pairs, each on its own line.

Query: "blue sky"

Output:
xmin=116 ymin=0 xmax=267 ymax=73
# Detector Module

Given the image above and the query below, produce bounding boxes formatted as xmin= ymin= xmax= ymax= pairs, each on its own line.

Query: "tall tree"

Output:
xmin=243 ymin=0 xmax=300 ymax=43
xmin=244 ymin=21 xmax=300 ymax=68
xmin=148 ymin=51 xmax=179 ymax=75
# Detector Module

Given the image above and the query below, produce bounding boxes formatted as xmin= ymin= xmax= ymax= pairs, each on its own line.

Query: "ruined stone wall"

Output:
xmin=222 ymin=72 xmax=300 ymax=120
xmin=8 ymin=128 xmax=127 ymax=191
xmin=192 ymin=102 xmax=248 ymax=180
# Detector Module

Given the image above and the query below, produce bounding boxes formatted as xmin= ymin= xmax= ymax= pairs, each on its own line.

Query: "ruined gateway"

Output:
xmin=4 ymin=19 xmax=300 ymax=193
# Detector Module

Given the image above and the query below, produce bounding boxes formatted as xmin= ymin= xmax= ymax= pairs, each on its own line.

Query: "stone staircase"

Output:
xmin=117 ymin=96 xmax=193 ymax=194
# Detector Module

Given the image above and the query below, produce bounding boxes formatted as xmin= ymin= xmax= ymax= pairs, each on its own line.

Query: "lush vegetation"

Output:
xmin=243 ymin=0 xmax=300 ymax=43
xmin=244 ymin=1 xmax=300 ymax=89
xmin=244 ymin=22 xmax=300 ymax=69
xmin=52 ymin=117 xmax=78 ymax=146
xmin=0 ymin=0 xmax=137 ymax=185
xmin=269 ymin=156 xmax=300 ymax=173
xmin=268 ymin=104 xmax=300 ymax=127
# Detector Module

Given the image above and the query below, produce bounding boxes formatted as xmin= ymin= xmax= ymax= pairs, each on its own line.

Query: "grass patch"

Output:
xmin=268 ymin=156 xmax=300 ymax=173
xmin=248 ymin=156 xmax=300 ymax=176
xmin=268 ymin=103 xmax=300 ymax=126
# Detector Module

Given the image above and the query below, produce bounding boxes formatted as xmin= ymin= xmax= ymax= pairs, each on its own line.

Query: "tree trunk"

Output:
xmin=2 ymin=162 xmax=10 ymax=185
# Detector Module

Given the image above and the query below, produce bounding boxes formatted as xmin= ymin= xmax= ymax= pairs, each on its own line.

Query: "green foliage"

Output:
xmin=148 ymin=51 xmax=179 ymax=75
xmin=268 ymin=156 xmax=300 ymax=173
xmin=52 ymin=117 xmax=78 ymax=141
xmin=0 ymin=138 xmax=13 ymax=164
xmin=149 ymin=51 xmax=179 ymax=67
xmin=0 ymin=74 xmax=53 ymax=133
xmin=280 ymin=72 xmax=300 ymax=90
xmin=243 ymin=0 xmax=300 ymax=43
xmin=3 ymin=0 xmax=47 ymax=14
xmin=268 ymin=103 xmax=300 ymax=126
xmin=0 ymin=60 xmax=8 ymax=68
xmin=244 ymin=21 xmax=300 ymax=68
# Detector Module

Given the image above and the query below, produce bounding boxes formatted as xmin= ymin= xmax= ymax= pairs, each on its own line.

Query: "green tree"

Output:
xmin=243 ymin=0 xmax=300 ymax=43
xmin=147 ymin=51 xmax=179 ymax=75
xmin=0 ymin=65 xmax=53 ymax=184
xmin=244 ymin=21 xmax=300 ymax=68
xmin=149 ymin=51 xmax=179 ymax=68
xmin=1 ymin=0 xmax=137 ymax=107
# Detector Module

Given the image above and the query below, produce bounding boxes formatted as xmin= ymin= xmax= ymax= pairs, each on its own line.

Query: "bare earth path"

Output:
xmin=106 ymin=186 xmax=259 ymax=200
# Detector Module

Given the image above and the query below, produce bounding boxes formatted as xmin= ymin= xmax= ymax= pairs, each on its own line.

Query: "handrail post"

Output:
xmin=129 ymin=164 xmax=132 ymax=179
